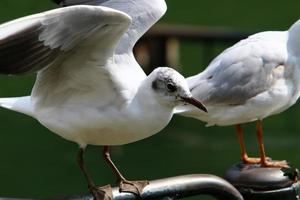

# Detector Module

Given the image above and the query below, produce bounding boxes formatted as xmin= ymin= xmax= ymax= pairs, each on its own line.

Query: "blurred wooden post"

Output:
xmin=134 ymin=24 xmax=251 ymax=73
xmin=148 ymin=37 xmax=168 ymax=72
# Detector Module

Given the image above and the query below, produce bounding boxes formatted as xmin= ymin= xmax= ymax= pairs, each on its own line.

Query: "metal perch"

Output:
xmin=0 ymin=174 xmax=243 ymax=200
xmin=54 ymin=174 xmax=243 ymax=200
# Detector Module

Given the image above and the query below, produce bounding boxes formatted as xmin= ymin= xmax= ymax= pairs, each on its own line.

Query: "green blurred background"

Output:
xmin=0 ymin=0 xmax=300 ymax=199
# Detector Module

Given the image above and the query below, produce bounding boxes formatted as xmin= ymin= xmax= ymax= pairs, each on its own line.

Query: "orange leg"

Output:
xmin=256 ymin=120 xmax=288 ymax=168
xmin=236 ymin=124 xmax=261 ymax=164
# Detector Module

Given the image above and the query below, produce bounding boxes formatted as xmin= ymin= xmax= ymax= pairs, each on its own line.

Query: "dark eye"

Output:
xmin=167 ymin=83 xmax=177 ymax=92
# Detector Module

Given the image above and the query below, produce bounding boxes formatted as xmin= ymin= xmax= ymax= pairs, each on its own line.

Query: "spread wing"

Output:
xmin=0 ymin=5 xmax=133 ymax=107
xmin=100 ymin=0 xmax=167 ymax=54
xmin=51 ymin=0 xmax=167 ymax=101
xmin=187 ymin=31 xmax=288 ymax=106
xmin=0 ymin=5 xmax=131 ymax=74
xmin=52 ymin=0 xmax=167 ymax=54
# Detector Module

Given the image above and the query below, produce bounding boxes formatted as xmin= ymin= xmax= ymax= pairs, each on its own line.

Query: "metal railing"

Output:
xmin=53 ymin=174 xmax=243 ymax=200
xmin=0 ymin=174 xmax=244 ymax=200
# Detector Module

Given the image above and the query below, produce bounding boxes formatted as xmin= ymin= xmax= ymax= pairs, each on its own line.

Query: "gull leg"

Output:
xmin=77 ymin=148 xmax=112 ymax=200
xmin=256 ymin=120 xmax=288 ymax=168
xmin=236 ymin=124 xmax=259 ymax=164
xmin=236 ymin=124 xmax=271 ymax=164
xmin=102 ymin=146 xmax=149 ymax=195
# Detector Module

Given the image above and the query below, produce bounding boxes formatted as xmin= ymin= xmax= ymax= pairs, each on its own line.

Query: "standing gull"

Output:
xmin=176 ymin=19 xmax=300 ymax=168
xmin=0 ymin=0 xmax=207 ymax=199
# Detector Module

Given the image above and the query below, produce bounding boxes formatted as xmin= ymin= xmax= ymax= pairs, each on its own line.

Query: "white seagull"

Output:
xmin=0 ymin=0 xmax=207 ymax=199
xmin=176 ymin=19 xmax=300 ymax=168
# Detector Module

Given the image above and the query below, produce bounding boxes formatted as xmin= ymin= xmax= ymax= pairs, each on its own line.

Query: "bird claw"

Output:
xmin=262 ymin=160 xmax=289 ymax=168
xmin=89 ymin=184 xmax=113 ymax=200
xmin=242 ymin=156 xmax=272 ymax=164
xmin=119 ymin=180 xmax=149 ymax=195
xmin=242 ymin=156 xmax=289 ymax=168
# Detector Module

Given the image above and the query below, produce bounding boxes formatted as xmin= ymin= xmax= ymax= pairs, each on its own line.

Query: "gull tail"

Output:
xmin=0 ymin=96 xmax=34 ymax=117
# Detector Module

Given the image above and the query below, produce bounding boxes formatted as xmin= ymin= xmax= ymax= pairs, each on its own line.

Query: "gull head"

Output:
xmin=148 ymin=67 xmax=207 ymax=112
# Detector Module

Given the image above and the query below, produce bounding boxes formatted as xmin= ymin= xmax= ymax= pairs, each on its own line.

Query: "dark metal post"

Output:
xmin=225 ymin=163 xmax=300 ymax=200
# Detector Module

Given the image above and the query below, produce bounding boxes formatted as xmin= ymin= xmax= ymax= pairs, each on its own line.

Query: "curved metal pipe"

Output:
xmin=113 ymin=174 xmax=243 ymax=200
xmin=0 ymin=174 xmax=243 ymax=200
xmin=54 ymin=174 xmax=243 ymax=200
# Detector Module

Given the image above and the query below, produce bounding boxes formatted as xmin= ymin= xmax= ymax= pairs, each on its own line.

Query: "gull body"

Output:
xmin=176 ymin=20 xmax=300 ymax=167
xmin=0 ymin=0 xmax=206 ymax=197
xmin=0 ymin=1 xmax=170 ymax=147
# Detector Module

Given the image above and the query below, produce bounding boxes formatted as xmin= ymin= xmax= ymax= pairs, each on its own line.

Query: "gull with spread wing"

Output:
xmin=0 ymin=0 xmax=207 ymax=199
xmin=176 ymin=19 xmax=300 ymax=168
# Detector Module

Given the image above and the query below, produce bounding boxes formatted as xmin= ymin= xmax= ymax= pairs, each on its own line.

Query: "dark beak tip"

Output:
xmin=197 ymin=103 xmax=208 ymax=113
xmin=181 ymin=96 xmax=207 ymax=113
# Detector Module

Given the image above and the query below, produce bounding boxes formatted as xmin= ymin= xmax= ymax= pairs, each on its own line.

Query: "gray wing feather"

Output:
xmin=101 ymin=0 xmax=167 ymax=53
xmin=0 ymin=5 xmax=131 ymax=75
xmin=0 ymin=22 xmax=60 ymax=74
xmin=188 ymin=36 xmax=286 ymax=105
xmin=53 ymin=0 xmax=167 ymax=54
